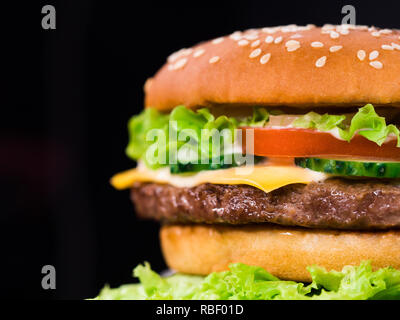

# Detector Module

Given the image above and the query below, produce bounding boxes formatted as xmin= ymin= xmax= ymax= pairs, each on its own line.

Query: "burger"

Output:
xmin=95 ymin=24 xmax=400 ymax=300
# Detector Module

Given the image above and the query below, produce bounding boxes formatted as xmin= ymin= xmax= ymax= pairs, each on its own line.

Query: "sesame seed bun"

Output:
xmin=145 ymin=25 xmax=400 ymax=111
xmin=160 ymin=224 xmax=400 ymax=282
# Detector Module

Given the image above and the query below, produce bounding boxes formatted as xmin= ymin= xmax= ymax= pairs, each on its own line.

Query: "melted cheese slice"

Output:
xmin=111 ymin=164 xmax=327 ymax=194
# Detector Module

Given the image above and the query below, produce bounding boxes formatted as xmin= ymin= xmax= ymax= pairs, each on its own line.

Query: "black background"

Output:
xmin=2 ymin=0 xmax=400 ymax=300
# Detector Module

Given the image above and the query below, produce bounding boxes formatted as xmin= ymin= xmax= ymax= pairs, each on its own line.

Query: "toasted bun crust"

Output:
xmin=145 ymin=25 xmax=400 ymax=111
xmin=160 ymin=224 xmax=400 ymax=282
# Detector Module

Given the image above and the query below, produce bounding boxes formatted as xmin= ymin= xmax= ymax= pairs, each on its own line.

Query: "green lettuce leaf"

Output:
xmin=339 ymin=104 xmax=400 ymax=147
xmin=126 ymin=108 xmax=169 ymax=161
xmin=292 ymin=112 xmax=346 ymax=131
xmin=93 ymin=261 xmax=400 ymax=300
xmin=238 ymin=107 xmax=269 ymax=127
xmin=126 ymin=106 xmax=239 ymax=170
xmin=125 ymin=106 xmax=269 ymax=170
xmin=292 ymin=104 xmax=400 ymax=146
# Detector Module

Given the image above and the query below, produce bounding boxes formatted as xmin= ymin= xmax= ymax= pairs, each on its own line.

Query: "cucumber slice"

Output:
xmin=169 ymin=154 xmax=242 ymax=174
xmin=295 ymin=158 xmax=400 ymax=178
xmin=169 ymin=160 xmax=236 ymax=174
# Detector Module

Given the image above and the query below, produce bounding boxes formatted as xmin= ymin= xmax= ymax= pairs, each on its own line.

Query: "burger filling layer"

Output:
xmin=113 ymin=103 xmax=400 ymax=230
xmin=131 ymin=180 xmax=400 ymax=230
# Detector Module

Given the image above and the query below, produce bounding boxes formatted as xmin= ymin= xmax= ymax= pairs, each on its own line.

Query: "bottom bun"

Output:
xmin=160 ymin=224 xmax=400 ymax=282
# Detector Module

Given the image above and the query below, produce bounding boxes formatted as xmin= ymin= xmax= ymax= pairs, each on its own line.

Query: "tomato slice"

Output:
xmin=241 ymin=127 xmax=400 ymax=161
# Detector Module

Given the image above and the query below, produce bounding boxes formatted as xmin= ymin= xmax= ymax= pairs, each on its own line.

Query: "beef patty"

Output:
xmin=131 ymin=178 xmax=400 ymax=230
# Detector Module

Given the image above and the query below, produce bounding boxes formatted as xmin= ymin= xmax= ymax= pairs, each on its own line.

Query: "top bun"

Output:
xmin=144 ymin=25 xmax=400 ymax=111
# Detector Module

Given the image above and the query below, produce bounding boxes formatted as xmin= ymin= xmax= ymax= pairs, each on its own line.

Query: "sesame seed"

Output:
xmin=330 ymin=31 xmax=339 ymax=39
xmin=311 ymin=41 xmax=324 ymax=48
xmin=357 ymin=50 xmax=366 ymax=61
xmin=246 ymin=28 xmax=258 ymax=33
xmin=371 ymin=31 xmax=380 ymax=37
xmin=229 ymin=31 xmax=242 ymax=40
xmin=281 ymin=25 xmax=297 ymax=33
xmin=238 ymin=39 xmax=249 ymax=46
xmin=264 ymin=28 xmax=278 ymax=34
xmin=322 ymin=24 xmax=335 ymax=30
xmin=274 ymin=36 xmax=283 ymax=44
xmin=209 ymin=56 xmax=220 ymax=64
xmin=251 ymin=39 xmax=261 ymax=47
xmin=287 ymin=45 xmax=300 ymax=52
xmin=212 ymin=37 xmax=224 ymax=44
xmin=173 ymin=58 xmax=188 ymax=70
xmin=249 ymin=48 xmax=262 ymax=58
xmin=315 ymin=56 xmax=327 ymax=68
xmin=285 ymin=40 xmax=300 ymax=52
xmin=381 ymin=44 xmax=394 ymax=50
xmin=369 ymin=61 xmax=383 ymax=69
xmin=245 ymin=34 xmax=259 ymax=41
xmin=380 ymin=29 xmax=392 ymax=34
xmin=167 ymin=55 xmax=177 ymax=63
xmin=181 ymin=48 xmax=193 ymax=56
xmin=285 ymin=40 xmax=300 ymax=46
xmin=391 ymin=42 xmax=400 ymax=50
xmin=167 ymin=49 xmax=186 ymax=63
xmin=329 ymin=45 xmax=343 ymax=52
xmin=290 ymin=34 xmax=303 ymax=39
xmin=265 ymin=36 xmax=274 ymax=43
xmin=339 ymin=29 xmax=349 ymax=35
xmin=168 ymin=51 xmax=183 ymax=62
xmin=260 ymin=53 xmax=271 ymax=64
xmin=369 ymin=50 xmax=379 ymax=60
xmin=193 ymin=48 xmax=205 ymax=58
